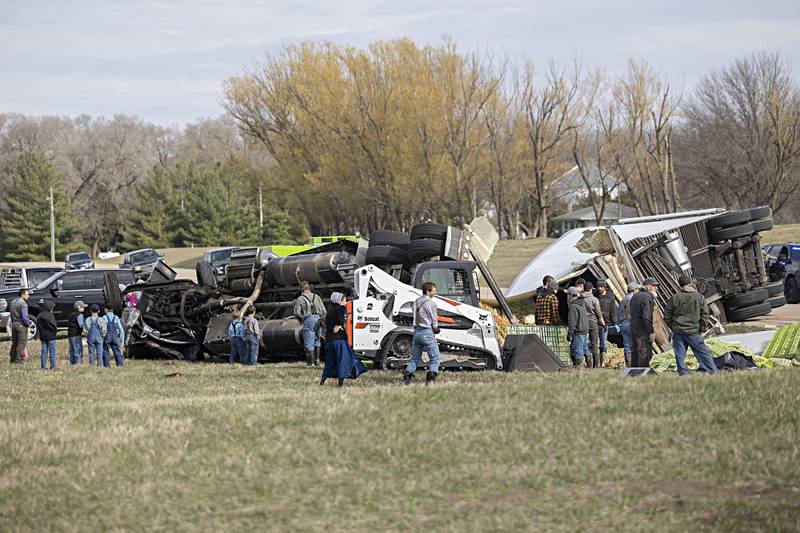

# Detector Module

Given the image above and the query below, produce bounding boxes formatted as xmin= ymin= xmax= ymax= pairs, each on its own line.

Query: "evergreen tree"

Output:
xmin=121 ymin=166 xmax=179 ymax=249
xmin=0 ymin=152 xmax=82 ymax=261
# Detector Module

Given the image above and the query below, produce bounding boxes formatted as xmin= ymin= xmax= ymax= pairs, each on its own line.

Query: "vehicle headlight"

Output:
xmin=216 ymin=266 xmax=225 ymax=274
xmin=133 ymin=266 xmax=143 ymax=272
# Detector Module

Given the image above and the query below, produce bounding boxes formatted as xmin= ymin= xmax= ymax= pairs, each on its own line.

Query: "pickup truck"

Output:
xmin=0 ymin=268 xmax=135 ymax=339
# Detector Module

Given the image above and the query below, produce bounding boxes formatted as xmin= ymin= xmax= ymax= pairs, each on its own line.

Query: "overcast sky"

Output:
xmin=2 ymin=0 xmax=799 ymax=126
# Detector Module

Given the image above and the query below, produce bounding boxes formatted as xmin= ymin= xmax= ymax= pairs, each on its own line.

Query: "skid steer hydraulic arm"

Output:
xmin=470 ymin=248 xmax=517 ymax=324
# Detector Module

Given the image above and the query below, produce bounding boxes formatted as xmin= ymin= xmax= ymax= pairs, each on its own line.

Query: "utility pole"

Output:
xmin=258 ymin=186 xmax=264 ymax=228
xmin=49 ymin=187 xmax=55 ymax=262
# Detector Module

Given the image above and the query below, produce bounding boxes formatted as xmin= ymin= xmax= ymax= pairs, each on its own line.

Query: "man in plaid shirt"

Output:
xmin=535 ymin=276 xmax=561 ymax=325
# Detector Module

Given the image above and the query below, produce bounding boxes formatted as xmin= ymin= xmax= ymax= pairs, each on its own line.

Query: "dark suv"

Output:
xmin=65 ymin=252 xmax=95 ymax=270
xmin=764 ymin=243 xmax=800 ymax=303
xmin=0 ymin=269 xmax=135 ymax=339
xmin=120 ymin=248 xmax=164 ymax=280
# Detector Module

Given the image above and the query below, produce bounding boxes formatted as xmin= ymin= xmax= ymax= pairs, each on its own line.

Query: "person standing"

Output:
xmin=293 ymin=281 xmax=327 ymax=367
xmin=83 ymin=304 xmax=104 ymax=366
xmin=243 ymin=306 xmax=260 ymax=366
xmin=595 ymin=280 xmax=617 ymax=368
xmin=9 ymin=288 xmax=31 ymax=364
xmin=630 ymin=278 xmax=659 ymax=367
xmin=67 ymin=301 xmax=86 ymax=365
xmin=320 ymin=292 xmax=366 ymax=386
xmin=36 ymin=300 xmax=58 ymax=370
xmin=535 ymin=278 xmax=561 ymax=325
xmin=617 ymin=283 xmax=639 ymax=367
xmin=664 ymin=275 xmax=719 ymax=375
xmin=403 ymin=282 xmax=441 ymax=384
xmin=100 ymin=304 xmax=125 ymax=367
xmin=582 ymin=281 xmax=605 ymax=368
xmin=227 ymin=310 xmax=245 ymax=364
xmin=566 ymin=287 xmax=590 ymax=367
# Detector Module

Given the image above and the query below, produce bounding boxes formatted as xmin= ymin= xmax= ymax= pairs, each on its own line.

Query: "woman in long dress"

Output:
xmin=320 ymin=292 xmax=366 ymax=386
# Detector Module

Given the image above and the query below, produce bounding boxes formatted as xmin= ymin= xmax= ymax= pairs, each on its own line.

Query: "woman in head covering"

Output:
xmin=320 ymin=292 xmax=366 ymax=386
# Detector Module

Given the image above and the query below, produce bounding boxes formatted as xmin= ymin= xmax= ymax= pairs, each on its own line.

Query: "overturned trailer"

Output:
xmin=507 ymin=207 xmax=785 ymax=348
xmin=123 ymin=221 xmax=513 ymax=370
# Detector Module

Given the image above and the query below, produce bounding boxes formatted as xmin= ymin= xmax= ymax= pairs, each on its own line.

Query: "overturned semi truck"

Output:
xmin=506 ymin=207 xmax=785 ymax=350
xmin=121 ymin=220 xmax=515 ymax=370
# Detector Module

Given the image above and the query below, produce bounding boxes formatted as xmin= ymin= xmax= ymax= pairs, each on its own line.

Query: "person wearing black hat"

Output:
xmin=595 ymin=280 xmax=617 ymax=368
xmin=629 ymin=278 xmax=659 ymax=367
xmin=664 ymin=274 xmax=719 ymax=375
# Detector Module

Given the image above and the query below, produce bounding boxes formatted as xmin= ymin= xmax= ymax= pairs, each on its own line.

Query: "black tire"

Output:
xmin=751 ymin=218 xmax=773 ymax=233
xmin=785 ymin=277 xmax=800 ymax=304
xmin=724 ymin=288 xmax=768 ymax=310
xmin=103 ymin=271 xmax=123 ymax=313
xmin=365 ymin=245 xmax=410 ymax=267
xmin=767 ymin=295 xmax=787 ymax=309
xmin=749 ymin=206 xmax=772 ymax=220
xmin=707 ymin=210 xmax=751 ymax=231
xmin=196 ymin=261 xmax=217 ymax=289
xmin=708 ymin=209 xmax=750 ymax=230
xmin=408 ymin=238 xmax=444 ymax=262
xmin=725 ymin=302 xmax=772 ymax=322
xmin=763 ymin=280 xmax=785 ymax=297
xmin=369 ymin=230 xmax=410 ymax=250
xmin=709 ymin=223 xmax=755 ymax=244
xmin=410 ymin=223 xmax=448 ymax=241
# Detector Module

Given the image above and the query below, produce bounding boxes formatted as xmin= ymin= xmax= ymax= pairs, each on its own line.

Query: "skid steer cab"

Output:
xmin=349 ymin=261 xmax=502 ymax=371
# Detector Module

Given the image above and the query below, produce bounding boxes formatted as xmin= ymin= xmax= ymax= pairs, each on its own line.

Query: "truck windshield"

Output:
xmin=34 ymin=272 xmax=64 ymax=290
xmin=70 ymin=253 xmax=91 ymax=261
xmin=210 ymin=249 xmax=233 ymax=262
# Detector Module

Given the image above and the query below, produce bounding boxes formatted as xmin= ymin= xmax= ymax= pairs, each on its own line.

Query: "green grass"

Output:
xmin=2 ymin=339 xmax=799 ymax=531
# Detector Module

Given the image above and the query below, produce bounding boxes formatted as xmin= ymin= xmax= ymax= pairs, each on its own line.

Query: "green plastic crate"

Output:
xmin=507 ymin=324 xmax=571 ymax=364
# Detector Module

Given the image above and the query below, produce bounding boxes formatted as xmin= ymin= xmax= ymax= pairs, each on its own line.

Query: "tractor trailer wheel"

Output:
xmin=365 ymin=245 xmax=410 ymax=267
xmin=408 ymin=238 xmax=445 ymax=262
xmin=369 ymin=230 xmax=410 ymax=250
xmin=410 ymin=223 xmax=448 ymax=241
xmin=725 ymin=302 xmax=772 ymax=322
xmin=708 ymin=210 xmax=751 ymax=231
xmin=709 ymin=223 xmax=755 ymax=244
xmin=724 ymin=288 xmax=768 ymax=310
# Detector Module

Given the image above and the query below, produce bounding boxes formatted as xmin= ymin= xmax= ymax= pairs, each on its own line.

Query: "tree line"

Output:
xmin=225 ymin=40 xmax=800 ymax=237
xmin=1 ymin=40 xmax=798 ymax=261
xmin=0 ymin=115 xmax=307 ymax=261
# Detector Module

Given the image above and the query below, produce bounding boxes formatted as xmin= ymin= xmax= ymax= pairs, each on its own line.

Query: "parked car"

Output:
xmin=764 ymin=243 xmax=800 ymax=303
xmin=201 ymin=247 xmax=238 ymax=283
xmin=65 ymin=251 xmax=95 ymax=270
xmin=120 ymin=248 xmax=164 ymax=280
xmin=0 ymin=266 xmax=64 ymax=290
xmin=0 ymin=269 xmax=135 ymax=339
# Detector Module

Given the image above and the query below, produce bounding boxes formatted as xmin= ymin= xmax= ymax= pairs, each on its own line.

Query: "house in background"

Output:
xmin=551 ymin=202 xmax=638 ymax=235
xmin=551 ymin=165 xmax=626 ymax=210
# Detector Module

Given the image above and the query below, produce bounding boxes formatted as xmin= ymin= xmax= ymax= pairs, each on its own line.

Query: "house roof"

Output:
xmin=551 ymin=165 xmax=626 ymax=195
xmin=551 ymin=203 xmax=638 ymax=222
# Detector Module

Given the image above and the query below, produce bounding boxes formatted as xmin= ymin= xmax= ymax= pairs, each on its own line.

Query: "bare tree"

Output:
xmin=680 ymin=51 xmax=800 ymax=214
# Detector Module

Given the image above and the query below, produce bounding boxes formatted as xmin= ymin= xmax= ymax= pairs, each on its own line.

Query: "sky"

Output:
xmin=2 ymin=0 xmax=799 ymax=126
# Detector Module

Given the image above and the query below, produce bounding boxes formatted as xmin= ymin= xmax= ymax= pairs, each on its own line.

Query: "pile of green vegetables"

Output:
xmin=649 ymin=323 xmax=800 ymax=372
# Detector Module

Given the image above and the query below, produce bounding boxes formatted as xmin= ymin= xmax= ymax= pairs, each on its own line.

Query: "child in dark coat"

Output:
xmin=36 ymin=300 xmax=58 ymax=369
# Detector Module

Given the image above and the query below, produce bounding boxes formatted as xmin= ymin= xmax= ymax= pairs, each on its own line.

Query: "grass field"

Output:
xmin=763 ymin=224 xmax=800 ymax=245
xmin=2 ymin=339 xmax=799 ymax=531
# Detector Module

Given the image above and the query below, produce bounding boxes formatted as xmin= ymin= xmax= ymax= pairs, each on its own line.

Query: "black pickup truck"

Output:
xmin=0 ymin=268 xmax=135 ymax=339
xmin=764 ymin=243 xmax=800 ymax=303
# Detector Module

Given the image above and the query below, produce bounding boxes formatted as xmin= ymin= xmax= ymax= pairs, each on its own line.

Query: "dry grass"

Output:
xmin=93 ymin=247 xmax=214 ymax=269
xmin=762 ymin=224 xmax=800 ymax=245
xmin=2 ymin=339 xmax=799 ymax=531
xmin=487 ymin=238 xmax=554 ymax=288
